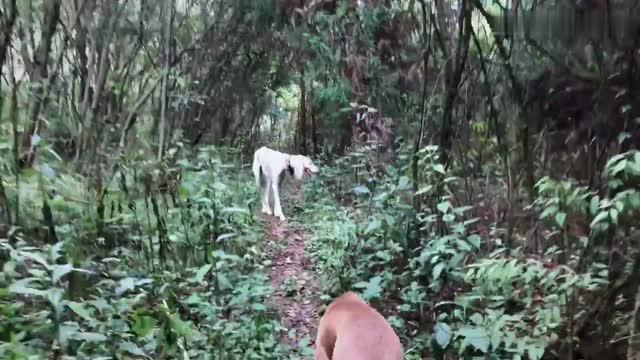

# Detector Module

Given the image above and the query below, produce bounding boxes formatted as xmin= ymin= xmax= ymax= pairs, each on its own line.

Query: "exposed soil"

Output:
xmin=264 ymin=212 xmax=321 ymax=355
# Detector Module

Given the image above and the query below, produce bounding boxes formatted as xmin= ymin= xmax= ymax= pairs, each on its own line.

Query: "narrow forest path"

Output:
xmin=263 ymin=202 xmax=321 ymax=356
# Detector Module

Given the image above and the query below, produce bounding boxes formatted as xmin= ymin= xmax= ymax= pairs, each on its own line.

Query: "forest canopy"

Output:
xmin=1 ymin=0 xmax=640 ymax=359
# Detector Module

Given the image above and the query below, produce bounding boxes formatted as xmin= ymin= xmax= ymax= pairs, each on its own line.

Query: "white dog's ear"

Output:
xmin=289 ymin=156 xmax=305 ymax=180
xmin=285 ymin=157 xmax=290 ymax=167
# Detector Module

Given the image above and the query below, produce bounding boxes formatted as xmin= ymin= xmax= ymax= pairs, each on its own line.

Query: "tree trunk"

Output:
xmin=438 ymin=0 xmax=471 ymax=167
xmin=412 ymin=0 xmax=432 ymax=210
xmin=298 ymin=69 xmax=307 ymax=154
xmin=74 ymin=0 xmax=89 ymax=105
xmin=0 ymin=0 xmax=18 ymax=101
xmin=311 ymin=102 xmax=319 ymax=154
xmin=0 ymin=0 xmax=18 ymax=227
xmin=628 ymin=283 xmax=640 ymax=360
xmin=158 ymin=0 xmax=175 ymax=160
xmin=22 ymin=0 xmax=62 ymax=167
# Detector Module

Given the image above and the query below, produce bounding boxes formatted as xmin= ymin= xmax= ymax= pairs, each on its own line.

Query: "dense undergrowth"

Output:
xmin=2 ymin=141 xmax=640 ymax=359
xmin=303 ymin=145 xmax=640 ymax=359
xmin=1 ymin=1 xmax=639 ymax=359
xmin=0 ymin=146 xmax=292 ymax=359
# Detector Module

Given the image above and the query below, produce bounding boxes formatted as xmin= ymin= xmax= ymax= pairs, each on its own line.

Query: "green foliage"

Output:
xmin=301 ymin=144 xmax=640 ymax=359
xmin=442 ymin=256 xmax=607 ymax=359
xmin=2 ymin=0 xmax=639 ymax=359
xmin=0 ymin=148 xmax=290 ymax=359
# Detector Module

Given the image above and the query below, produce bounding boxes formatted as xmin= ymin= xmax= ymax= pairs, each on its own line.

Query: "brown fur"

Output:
xmin=314 ymin=292 xmax=403 ymax=360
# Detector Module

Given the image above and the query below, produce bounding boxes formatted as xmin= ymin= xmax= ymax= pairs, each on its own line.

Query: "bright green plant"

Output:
xmin=0 ymin=147 xmax=292 ymax=359
xmin=431 ymin=255 xmax=607 ymax=359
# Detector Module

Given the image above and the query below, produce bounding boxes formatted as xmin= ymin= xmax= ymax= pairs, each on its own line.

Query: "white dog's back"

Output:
xmin=252 ymin=147 xmax=289 ymax=183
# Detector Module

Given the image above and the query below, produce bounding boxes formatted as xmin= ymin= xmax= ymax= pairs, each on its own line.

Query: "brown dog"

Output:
xmin=314 ymin=291 xmax=404 ymax=360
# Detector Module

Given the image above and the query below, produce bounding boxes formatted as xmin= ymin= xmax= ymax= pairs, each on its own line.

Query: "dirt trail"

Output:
xmin=264 ymin=213 xmax=321 ymax=354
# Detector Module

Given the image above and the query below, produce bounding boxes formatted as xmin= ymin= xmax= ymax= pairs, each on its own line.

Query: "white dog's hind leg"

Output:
xmin=261 ymin=177 xmax=273 ymax=215
xmin=271 ymin=179 xmax=286 ymax=221
xmin=253 ymin=152 xmax=271 ymax=214
xmin=252 ymin=155 xmax=261 ymax=190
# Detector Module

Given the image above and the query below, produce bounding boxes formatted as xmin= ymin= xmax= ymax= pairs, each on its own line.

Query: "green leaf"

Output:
xmin=434 ymin=322 xmax=452 ymax=349
xmin=590 ymin=211 xmax=609 ymax=227
xmin=631 ymin=153 xmax=640 ymax=176
xmin=611 ymin=159 xmax=627 ymax=176
xmin=467 ymin=234 xmax=481 ymax=249
xmin=385 ymin=164 xmax=399 ymax=177
xmin=540 ymin=205 xmax=558 ymax=219
xmin=373 ymin=192 xmax=389 ymax=202
xmin=415 ymin=185 xmax=433 ymax=195
xmin=629 ymin=191 xmax=640 ymax=208
xmin=469 ymin=313 xmax=484 ymax=325
xmin=443 ymin=213 xmax=455 ymax=222
xmin=68 ymin=302 xmax=96 ymax=323
xmin=40 ymin=164 xmax=56 ymax=179
xmin=115 ymin=277 xmax=135 ymax=296
xmin=167 ymin=312 xmax=192 ymax=339
xmin=437 ymin=201 xmax=450 ymax=213
xmin=614 ymin=200 xmax=625 ymax=212
xmin=490 ymin=327 xmax=502 ymax=352
xmin=617 ymin=132 xmax=631 ymax=145
xmin=216 ymin=233 xmax=236 ymax=243
xmin=120 ymin=341 xmax=146 ymax=356
xmin=527 ymin=343 xmax=545 ymax=360
xmin=20 ymin=251 xmax=51 ymax=270
xmin=383 ymin=213 xmax=395 ymax=227
xmin=21 ymin=168 xmax=38 ymax=178
xmin=432 ymin=263 xmax=445 ymax=280
xmin=554 ymin=212 xmax=567 ymax=228
xmin=457 ymin=326 xmax=490 ymax=353
xmin=397 ymin=176 xmax=410 ymax=190
xmin=58 ymin=324 xmax=79 ymax=346
xmin=46 ymin=148 xmax=63 ymax=161
xmin=217 ymin=273 xmax=233 ymax=291
xmin=213 ymin=181 xmax=227 ymax=191
xmin=47 ymin=288 xmax=65 ymax=315
xmin=433 ymin=164 xmax=446 ymax=175
xmin=590 ymin=195 xmax=600 ymax=216
xmin=551 ymin=306 xmax=561 ymax=327
xmin=178 ymin=184 xmax=190 ymax=197
xmin=193 ymin=264 xmax=213 ymax=283
xmin=610 ymin=208 xmax=619 ymax=225
xmin=132 ymin=315 xmax=157 ymax=337
xmin=50 ymin=242 xmax=65 ymax=262
xmin=364 ymin=219 xmax=381 ymax=235
xmin=222 ymin=207 xmax=250 ymax=215
xmin=52 ymin=264 xmax=73 ymax=284
xmin=74 ymin=332 xmax=107 ymax=343
xmin=361 ymin=276 xmax=382 ymax=300
xmin=9 ymin=278 xmax=45 ymax=297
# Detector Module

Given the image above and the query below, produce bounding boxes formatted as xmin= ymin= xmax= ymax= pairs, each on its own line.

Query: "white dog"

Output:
xmin=252 ymin=146 xmax=319 ymax=221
